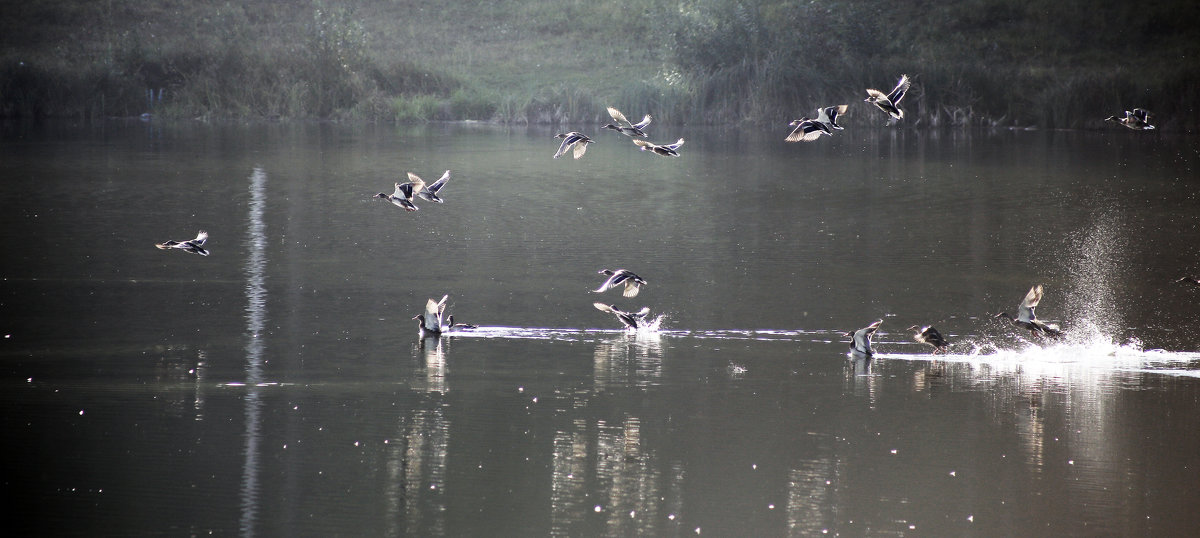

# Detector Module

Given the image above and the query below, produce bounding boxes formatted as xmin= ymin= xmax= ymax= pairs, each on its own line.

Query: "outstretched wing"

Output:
xmin=786 ymin=120 xmax=825 ymax=142
xmin=663 ymin=138 xmax=685 ymax=150
xmin=622 ymin=279 xmax=641 ymax=297
xmin=425 ymin=170 xmax=450 ymax=194
xmin=888 ymin=74 xmax=911 ymax=104
xmin=607 ymin=106 xmax=630 ymax=126
xmin=572 ymin=139 xmax=590 ymax=159
xmin=1018 ymin=285 xmax=1043 ymax=322
xmin=553 ymin=136 xmax=575 ymax=159
xmin=192 ymin=230 xmax=209 ymax=246
xmin=592 ymin=271 xmax=626 ymax=293
xmin=631 ymin=114 xmax=652 ymax=130
xmin=425 ymin=295 xmax=449 ymax=331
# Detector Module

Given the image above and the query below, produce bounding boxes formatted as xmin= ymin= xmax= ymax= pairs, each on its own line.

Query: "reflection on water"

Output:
xmin=550 ymin=415 xmax=684 ymax=536
xmin=414 ymin=337 xmax=448 ymax=394
xmin=592 ymin=333 xmax=664 ymax=389
xmin=398 ymin=406 xmax=449 ymax=536
xmin=4 ymin=123 xmax=1200 ymax=536
xmin=240 ymin=167 xmax=268 ymax=536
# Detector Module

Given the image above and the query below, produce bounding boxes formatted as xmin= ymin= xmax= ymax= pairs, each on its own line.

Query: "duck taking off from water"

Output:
xmin=1106 ymin=108 xmax=1154 ymax=130
xmin=633 ymin=138 xmax=685 ymax=157
xmin=865 ymin=74 xmax=911 ymax=122
xmin=907 ymin=325 xmax=949 ymax=354
xmin=602 ymin=106 xmax=652 ymax=137
xmin=995 ymin=284 xmax=1063 ymax=337
xmin=413 ymin=295 xmax=449 ymax=337
xmin=156 ymin=230 xmax=209 ymax=256
xmin=847 ymin=319 xmax=883 ymax=356
xmin=592 ymin=269 xmax=648 ymax=298
xmin=594 ymin=303 xmax=651 ymax=330
xmin=414 ymin=170 xmax=450 ymax=203
xmin=553 ymin=132 xmax=595 ymax=159
xmin=375 ymin=178 xmax=423 ymax=211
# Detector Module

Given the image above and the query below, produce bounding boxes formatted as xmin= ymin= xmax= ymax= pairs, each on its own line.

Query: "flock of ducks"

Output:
xmin=157 ymin=73 xmax=1160 ymax=356
xmin=845 ymin=283 xmax=1063 ymax=358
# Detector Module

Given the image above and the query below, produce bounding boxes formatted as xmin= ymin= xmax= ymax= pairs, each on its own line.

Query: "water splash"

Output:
xmin=1063 ymin=208 xmax=1130 ymax=343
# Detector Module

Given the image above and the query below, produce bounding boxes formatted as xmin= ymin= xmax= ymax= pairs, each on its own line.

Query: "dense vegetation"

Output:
xmin=2 ymin=0 xmax=1196 ymax=129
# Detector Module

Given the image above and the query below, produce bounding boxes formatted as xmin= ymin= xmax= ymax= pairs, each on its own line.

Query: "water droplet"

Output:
xmin=594 ymin=505 xmax=603 ymax=513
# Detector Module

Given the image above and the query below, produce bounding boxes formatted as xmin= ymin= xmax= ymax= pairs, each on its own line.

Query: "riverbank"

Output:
xmin=2 ymin=1 xmax=1196 ymax=130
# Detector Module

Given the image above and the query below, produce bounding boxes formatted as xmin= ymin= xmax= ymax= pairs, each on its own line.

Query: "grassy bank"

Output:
xmin=2 ymin=0 xmax=1197 ymax=129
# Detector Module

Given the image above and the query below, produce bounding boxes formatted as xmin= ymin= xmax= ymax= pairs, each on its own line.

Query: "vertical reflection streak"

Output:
xmin=240 ymin=167 xmax=268 ymax=537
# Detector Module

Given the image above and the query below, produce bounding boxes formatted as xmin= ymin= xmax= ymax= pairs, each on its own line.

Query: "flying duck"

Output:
xmin=156 ymin=230 xmax=210 ymax=256
xmin=412 ymin=295 xmax=449 ymax=337
xmin=816 ymin=104 xmax=849 ymax=130
xmin=846 ymin=319 xmax=883 ymax=356
xmin=995 ymin=284 xmax=1063 ymax=337
xmin=553 ymin=132 xmax=595 ymax=159
xmin=594 ymin=302 xmax=651 ymax=330
xmin=415 ymin=170 xmax=450 ymax=203
xmin=785 ymin=117 xmax=833 ymax=142
xmin=865 ymin=74 xmax=911 ymax=122
xmin=1105 ymin=108 xmax=1155 ymax=130
xmin=633 ymin=138 xmax=685 ymax=157
xmin=1173 ymin=276 xmax=1200 ymax=287
xmin=602 ymin=106 xmax=652 ymax=137
xmin=907 ymin=325 xmax=949 ymax=354
xmin=592 ymin=269 xmax=648 ymax=298
xmin=375 ymin=177 xmax=423 ymax=211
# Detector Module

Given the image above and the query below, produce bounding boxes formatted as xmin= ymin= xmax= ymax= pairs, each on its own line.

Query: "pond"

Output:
xmin=2 ymin=119 xmax=1199 ymax=536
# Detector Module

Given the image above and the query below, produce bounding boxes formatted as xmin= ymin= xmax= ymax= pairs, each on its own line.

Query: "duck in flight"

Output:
xmin=847 ymin=319 xmax=883 ymax=356
xmin=785 ymin=117 xmax=833 ymax=142
xmin=907 ymin=324 xmax=949 ymax=354
xmin=865 ymin=74 xmax=911 ymax=122
xmin=816 ymin=104 xmax=848 ymax=130
xmin=553 ymin=132 xmax=595 ymax=159
xmin=592 ymin=269 xmax=647 ymax=298
xmin=633 ymin=138 xmax=685 ymax=157
xmin=602 ymin=106 xmax=652 ymax=137
xmin=375 ymin=177 xmax=423 ymax=211
xmin=1173 ymin=276 xmax=1200 ymax=289
xmin=1106 ymin=108 xmax=1155 ymax=130
xmin=414 ymin=170 xmax=450 ymax=203
xmin=594 ymin=303 xmax=651 ymax=330
xmin=156 ymin=230 xmax=210 ymax=256
xmin=995 ymin=284 xmax=1063 ymax=337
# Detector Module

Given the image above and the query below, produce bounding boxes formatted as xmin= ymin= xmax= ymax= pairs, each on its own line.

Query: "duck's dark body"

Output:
xmin=908 ymin=325 xmax=949 ymax=353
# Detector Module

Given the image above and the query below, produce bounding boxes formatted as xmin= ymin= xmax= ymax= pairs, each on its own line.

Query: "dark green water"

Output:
xmin=2 ymin=120 xmax=1199 ymax=536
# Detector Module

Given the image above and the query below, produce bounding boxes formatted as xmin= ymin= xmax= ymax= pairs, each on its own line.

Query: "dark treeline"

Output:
xmin=2 ymin=0 xmax=1197 ymax=129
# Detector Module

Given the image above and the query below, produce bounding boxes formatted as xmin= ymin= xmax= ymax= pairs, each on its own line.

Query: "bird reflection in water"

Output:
xmin=592 ymin=332 xmax=664 ymax=389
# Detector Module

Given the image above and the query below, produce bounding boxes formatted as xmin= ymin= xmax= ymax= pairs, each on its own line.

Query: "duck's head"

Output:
xmin=602 ymin=124 xmax=620 ymax=131
xmin=412 ymin=314 xmax=427 ymax=328
xmin=994 ymin=312 xmax=1014 ymax=321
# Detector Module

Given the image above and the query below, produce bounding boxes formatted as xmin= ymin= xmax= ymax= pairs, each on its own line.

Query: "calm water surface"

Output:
xmin=2 ymin=120 xmax=1200 ymax=536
